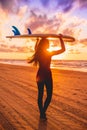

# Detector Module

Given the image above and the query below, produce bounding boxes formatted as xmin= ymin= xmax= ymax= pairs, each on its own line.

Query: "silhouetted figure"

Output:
xmin=29 ymin=35 xmax=65 ymax=120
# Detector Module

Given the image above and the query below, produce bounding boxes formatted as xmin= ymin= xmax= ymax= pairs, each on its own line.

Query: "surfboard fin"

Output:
xmin=27 ymin=28 xmax=32 ymax=34
xmin=12 ymin=26 xmax=21 ymax=35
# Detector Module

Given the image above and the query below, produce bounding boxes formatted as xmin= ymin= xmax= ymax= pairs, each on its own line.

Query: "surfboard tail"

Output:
xmin=27 ymin=28 xmax=32 ymax=34
xmin=12 ymin=26 xmax=21 ymax=35
xmin=12 ymin=26 xmax=32 ymax=35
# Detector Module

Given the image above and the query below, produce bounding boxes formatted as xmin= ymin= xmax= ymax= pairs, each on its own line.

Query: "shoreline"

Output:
xmin=0 ymin=62 xmax=87 ymax=73
xmin=0 ymin=63 xmax=87 ymax=130
xmin=0 ymin=59 xmax=87 ymax=73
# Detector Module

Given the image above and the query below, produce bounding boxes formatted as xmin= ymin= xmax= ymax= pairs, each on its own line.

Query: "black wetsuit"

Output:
xmin=36 ymin=53 xmax=53 ymax=116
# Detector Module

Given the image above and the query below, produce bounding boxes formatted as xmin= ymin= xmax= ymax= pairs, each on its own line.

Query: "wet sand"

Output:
xmin=0 ymin=63 xmax=87 ymax=130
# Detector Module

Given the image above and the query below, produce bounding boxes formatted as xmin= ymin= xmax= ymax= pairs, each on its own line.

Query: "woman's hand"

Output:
xmin=36 ymin=38 xmax=39 ymax=42
xmin=59 ymin=34 xmax=63 ymax=38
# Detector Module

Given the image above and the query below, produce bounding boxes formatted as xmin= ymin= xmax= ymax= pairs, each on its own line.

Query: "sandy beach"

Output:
xmin=0 ymin=63 xmax=87 ymax=130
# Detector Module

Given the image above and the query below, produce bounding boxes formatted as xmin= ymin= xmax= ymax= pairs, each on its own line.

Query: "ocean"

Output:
xmin=0 ymin=59 xmax=87 ymax=72
xmin=51 ymin=60 xmax=87 ymax=72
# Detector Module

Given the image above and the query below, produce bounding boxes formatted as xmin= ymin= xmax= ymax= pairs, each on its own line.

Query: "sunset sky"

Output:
xmin=0 ymin=0 xmax=87 ymax=60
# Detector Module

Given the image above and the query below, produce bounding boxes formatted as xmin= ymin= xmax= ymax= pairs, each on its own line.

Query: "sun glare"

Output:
xmin=47 ymin=48 xmax=53 ymax=52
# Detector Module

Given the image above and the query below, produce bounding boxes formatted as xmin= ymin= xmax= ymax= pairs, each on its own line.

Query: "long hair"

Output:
xmin=28 ymin=38 xmax=49 ymax=65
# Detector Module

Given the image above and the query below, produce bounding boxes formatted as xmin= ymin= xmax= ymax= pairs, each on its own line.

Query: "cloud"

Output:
xmin=68 ymin=49 xmax=81 ymax=54
xmin=80 ymin=38 xmax=87 ymax=45
xmin=39 ymin=0 xmax=75 ymax=12
xmin=0 ymin=44 xmax=11 ymax=52
xmin=0 ymin=0 xmax=18 ymax=13
xmin=55 ymin=0 xmax=87 ymax=12
xmin=56 ymin=0 xmax=75 ymax=12
xmin=25 ymin=10 xmax=55 ymax=33
xmin=79 ymin=0 xmax=87 ymax=8
xmin=40 ymin=0 xmax=50 ymax=7
xmin=0 ymin=0 xmax=74 ymax=15
xmin=0 ymin=43 xmax=32 ymax=53
xmin=0 ymin=0 xmax=87 ymax=15
xmin=24 ymin=9 xmax=87 ymax=49
xmin=0 ymin=0 xmax=87 ymax=18
xmin=0 ymin=0 xmax=31 ymax=14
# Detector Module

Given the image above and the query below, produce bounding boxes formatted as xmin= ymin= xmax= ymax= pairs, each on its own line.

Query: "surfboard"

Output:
xmin=6 ymin=26 xmax=75 ymax=42
xmin=6 ymin=34 xmax=75 ymax=42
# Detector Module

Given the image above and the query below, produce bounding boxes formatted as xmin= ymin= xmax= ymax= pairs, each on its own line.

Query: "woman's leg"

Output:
xmin=43 ymin=79 xmax=53 ymax=114
xmin=37 ymin=81 xmax=44 ymax=117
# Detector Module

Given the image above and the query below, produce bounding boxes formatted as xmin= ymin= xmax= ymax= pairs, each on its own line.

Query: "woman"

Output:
xmin=29 ymin=35 xmax=65 ymax=120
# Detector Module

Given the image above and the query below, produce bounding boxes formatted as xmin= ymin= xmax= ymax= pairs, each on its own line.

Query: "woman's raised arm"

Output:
xmin=50 ymin=35 xmax=65 ymax=56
